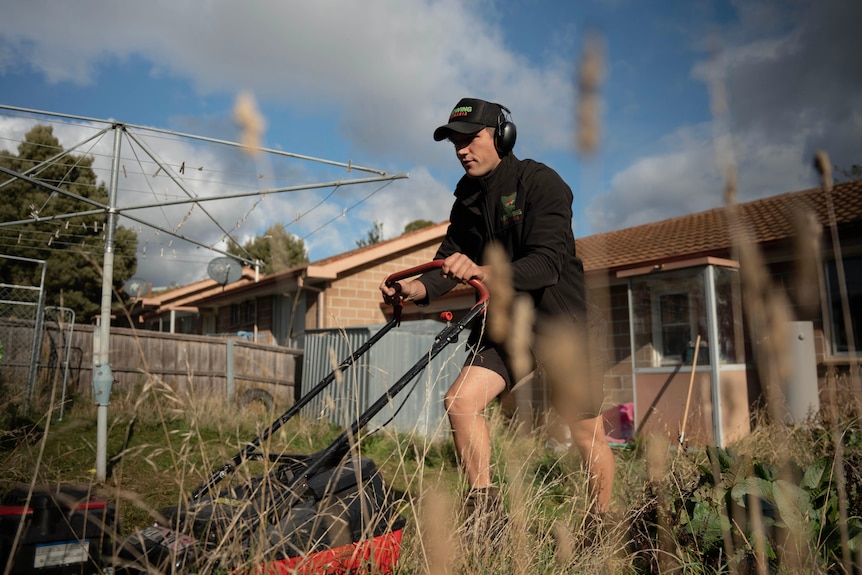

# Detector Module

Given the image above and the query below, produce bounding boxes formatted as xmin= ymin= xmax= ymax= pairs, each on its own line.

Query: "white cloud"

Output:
xmin=355 ymin=165 xmax=453 ymax=242
xmin=586 ymin=132 xmax=723 ymax=233
xmin=587 ymin=0 xmax=861 ymax=233
xmin=0 ymin=0 xmax=584 ymax=284
xmin=0 ymin=0 xmax=577 ymax=167
xmin=3 ymin=0 xmax=860 ymax=280
xmin=0 ymin=115 xmax=416 ymax=286
xmin=586 ymin=121 xmax=820 ymax=234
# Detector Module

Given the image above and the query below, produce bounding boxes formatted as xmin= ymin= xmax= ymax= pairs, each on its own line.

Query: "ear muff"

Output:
xmin=494 ymin=104 xmax=517 ymax=154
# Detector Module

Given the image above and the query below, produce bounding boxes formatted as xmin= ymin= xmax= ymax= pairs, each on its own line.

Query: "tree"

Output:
xmin=403 ymin=219 xmax=435 ymax=234
xmin=356 ymin=220 xmax=384 ymax=248
xmin=226 ymin=222 xmax=308 ymax=274
xmin=834 ymin=163 xmax=862 ymax=183
xmin=0 ymin=125 xmax=138 ymax=321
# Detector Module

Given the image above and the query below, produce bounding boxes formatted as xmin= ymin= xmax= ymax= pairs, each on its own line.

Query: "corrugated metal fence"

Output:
xmin=300 ymin=320 xmax=471 ymax=438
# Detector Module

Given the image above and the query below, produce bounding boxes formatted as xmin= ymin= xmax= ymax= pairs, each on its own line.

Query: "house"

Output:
xmin=577 ymin=178 xmax=862 ymax=445
xmin=130 ymin=267 xmax=259 ymax=335
xmin=137 ymin=179 xmax=862 ymax=445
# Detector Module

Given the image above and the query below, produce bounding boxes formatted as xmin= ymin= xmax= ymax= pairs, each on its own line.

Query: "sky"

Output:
xmin=0 ymin=0 xmax=860 ymax=289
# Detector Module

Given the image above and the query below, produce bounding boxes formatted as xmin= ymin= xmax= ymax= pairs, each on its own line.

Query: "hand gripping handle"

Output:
xmin=384 ymin=260 xmax=489 ymax=312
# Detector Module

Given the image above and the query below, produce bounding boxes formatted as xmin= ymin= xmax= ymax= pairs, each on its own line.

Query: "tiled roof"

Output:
xmin=137 ymin=266 xmax=257 ymax=308
xmin=578 ymin=179 xmax=862 ymax=273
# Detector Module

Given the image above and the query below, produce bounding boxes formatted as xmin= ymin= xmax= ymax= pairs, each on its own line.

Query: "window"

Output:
xmin=657 ymin=292 xmax=693 ymax=363
xmin=714 ymin=266 xmax=745 ymax=364
xmin=631 ymin=268 xmax=706 ymax=368
xmin=826 ymin=255 xmax=862 ymax=354
xmin=229 ymin=300 xmax=257 ymax=327
xmin=176 ymin=314 xmax=195 ymax=334
xmin=629 ymin=264 xmax=744 ymax=368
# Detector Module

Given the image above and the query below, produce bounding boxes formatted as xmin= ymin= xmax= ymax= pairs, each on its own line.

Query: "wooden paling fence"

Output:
xmin=0 ymin=318 xmax=302 ymax=410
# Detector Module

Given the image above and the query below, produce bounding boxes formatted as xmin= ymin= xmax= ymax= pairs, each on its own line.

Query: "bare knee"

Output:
xmin=568 ymin=417 xmax=607 ymax=457
xmin=444 ymin=384 xmax=466 ymax=414
xmin=444 ymin=367 xmax=506 ymax=417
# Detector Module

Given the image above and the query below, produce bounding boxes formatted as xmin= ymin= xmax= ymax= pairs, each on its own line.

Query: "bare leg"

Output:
xmin=567 ymin=415 xmax=615 ymax=513
xmin=444 ymin=365 xmax=507 ymax=488
xmin=534 ymin=322 xmax=616 ymax=514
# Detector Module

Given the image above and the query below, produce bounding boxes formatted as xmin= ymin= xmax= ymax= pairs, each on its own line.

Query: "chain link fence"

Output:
xmin=0 ymin=255 xmax=47 ymax=411
xmin=38 ymin=307 xmax=76 ymax=419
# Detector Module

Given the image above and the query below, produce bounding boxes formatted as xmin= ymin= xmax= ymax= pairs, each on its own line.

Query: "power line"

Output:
xmin=300 ymin=178 xmax=396 ymax=241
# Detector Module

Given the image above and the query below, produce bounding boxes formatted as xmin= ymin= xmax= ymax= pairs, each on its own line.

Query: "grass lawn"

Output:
xmin=3 ymin=372 xmax=861 ymax=573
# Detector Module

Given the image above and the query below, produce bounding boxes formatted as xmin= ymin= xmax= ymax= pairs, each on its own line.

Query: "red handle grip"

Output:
xmin=384 ymin=260 xmax=490 ymax=310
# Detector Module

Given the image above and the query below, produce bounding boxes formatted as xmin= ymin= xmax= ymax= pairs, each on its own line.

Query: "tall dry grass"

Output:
xmin=3 ymin=32 xmax=862 ymax=575
xmin=4 ymin=339 xmax=860 ymax=574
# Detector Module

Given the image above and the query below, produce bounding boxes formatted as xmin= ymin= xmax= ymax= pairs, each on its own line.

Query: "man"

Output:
xmin=379 ymin=97 xmax=615 ymax=527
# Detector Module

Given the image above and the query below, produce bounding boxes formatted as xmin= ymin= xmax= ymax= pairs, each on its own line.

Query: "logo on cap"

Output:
xmin=450 ymin=105 xmax=473 ymax=120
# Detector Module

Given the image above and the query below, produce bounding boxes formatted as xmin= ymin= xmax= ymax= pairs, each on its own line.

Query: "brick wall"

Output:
xmin=322 ymin=246 xmax=440 ymax=328
xmin=601 ymin=283 xmax=634 ymax=405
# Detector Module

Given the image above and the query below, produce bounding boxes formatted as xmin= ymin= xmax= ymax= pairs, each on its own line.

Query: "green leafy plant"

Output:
xmin=672 ymin=442 xmax=862 ymax=573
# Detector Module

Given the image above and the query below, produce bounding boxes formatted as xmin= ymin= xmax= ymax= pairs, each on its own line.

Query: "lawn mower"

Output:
xmin=100 ymin=260 xmax=488 ymax=574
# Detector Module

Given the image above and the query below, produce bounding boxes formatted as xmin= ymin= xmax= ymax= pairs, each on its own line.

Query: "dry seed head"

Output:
xmin=534 ymin=321 xmax=593 ymax=418
xmin=577 ymin=96 xmax=601 ymax=155
xmin=791 ymin=208 xmax=823 ymax=319
xmin=724 ymin=165 xmax=738 ymax=205
xmin=506 ymin=295 xmax=535 ymax=384
xmin=646 ymin=434 xmax=669 ymax=483
xmin=419 ymin=488 xmax=455 ymax=575
xmin=576 ymin=32 xmax=605 ymax=156
xmin=484 ymin=242 xmax=514 ymax=344
xmin=733 ymin=226 xmax=795 ymax=429
xmin=553 ymin=519 xmax=575 ymax=564
xmin=329 ymin=347 xmax=343 ymax=386
xmin=233 ymin=91 xmax=266 ymax=156
xmin=579 ymin=38 xmax=604 ymax=89
xmin=814 ymin=150 xmax=833 ymax=192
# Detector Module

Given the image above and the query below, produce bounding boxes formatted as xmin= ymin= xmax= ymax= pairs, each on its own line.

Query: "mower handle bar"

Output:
xmin=189 ymin=261 xmax=486 ymax=503
xmin=384 ymin=259 xmax=489 ymax=310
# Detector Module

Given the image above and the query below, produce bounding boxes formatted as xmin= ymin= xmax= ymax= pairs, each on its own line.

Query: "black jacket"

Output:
xmin=418 ymin=153 xmax=587 ymax=326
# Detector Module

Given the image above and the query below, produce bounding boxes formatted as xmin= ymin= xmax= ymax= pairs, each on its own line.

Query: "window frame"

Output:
xmin=651 ymin=290 xmax=696 ymax=366
xmin=825 ymin=255 xmax=862 ymax=355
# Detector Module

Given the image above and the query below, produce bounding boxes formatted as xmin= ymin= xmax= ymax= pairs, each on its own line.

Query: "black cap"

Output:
xmin=433 ymin=98 xmax=504 ymax=141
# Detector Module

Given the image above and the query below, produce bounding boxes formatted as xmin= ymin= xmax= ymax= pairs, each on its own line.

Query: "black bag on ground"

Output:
xmin=0 ymin=485 xmax=116 ymax=575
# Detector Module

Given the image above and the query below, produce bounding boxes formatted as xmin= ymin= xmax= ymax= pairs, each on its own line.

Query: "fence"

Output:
xmin=0 ymin=319 xmax=302 ymax=413
xmin=0 ymin=255 xmax=47 ymax=410
xmin=300 ymin=320 xmax=471 ymax=438
xmin=38 ymin=307 xmax=75 ymax=419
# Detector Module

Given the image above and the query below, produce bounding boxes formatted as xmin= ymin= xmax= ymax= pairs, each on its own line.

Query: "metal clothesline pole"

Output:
xmin=0 ymin=106 xmax=410 ymax=482
xmin=93 ymin=124 xmax=122 ymax=483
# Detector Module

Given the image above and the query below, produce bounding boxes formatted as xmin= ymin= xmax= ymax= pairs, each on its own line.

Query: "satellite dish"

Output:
xmin=124 ymin=277 xmax=151 ymax=298
xmin=207 ymin=257 xmax=242 ymax=285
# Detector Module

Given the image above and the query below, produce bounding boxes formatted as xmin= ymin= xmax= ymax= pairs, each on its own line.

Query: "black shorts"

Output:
xmin=464 ymin=324 xmax=605 ymax=419
xmin=462 ymin=338 xmax=520 ymax=390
